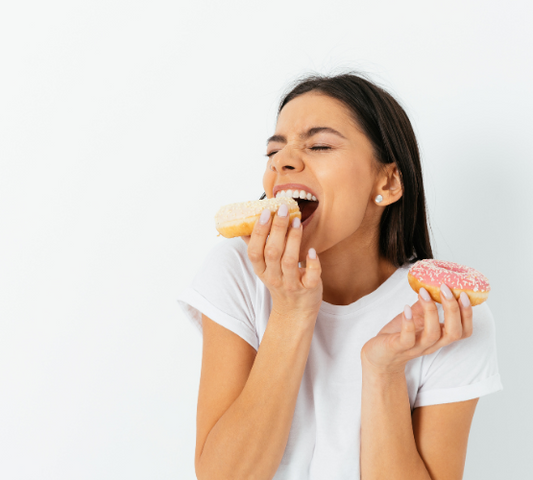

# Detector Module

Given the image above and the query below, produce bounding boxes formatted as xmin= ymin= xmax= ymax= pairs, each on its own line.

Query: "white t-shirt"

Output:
xmin=177 ymin=238 xmax=503 ymax=480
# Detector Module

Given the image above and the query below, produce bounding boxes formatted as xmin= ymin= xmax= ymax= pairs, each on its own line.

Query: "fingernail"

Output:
xmin=460 ymin=291 xmax=471 ymax=307
xmin=278 ymin=203 xmax=288 ymax=217
xmin=259 ymin=208 xmax=271 ymax=224
xmin=440 ymin=283 xmax=453 ymax=300
xmin=404 ymin=304 xmax=412 ymax=320
xmin=308 ymin=247 xmax=317 ymax=259
xmin=292 ymin=217 xmax=301 ymax=229
xmin=419 ymin=287 xmax=431 ymax=302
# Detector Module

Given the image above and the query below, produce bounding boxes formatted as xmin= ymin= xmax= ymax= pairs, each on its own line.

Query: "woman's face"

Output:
xmin=263 ymin=91 xmax=391 ymax=261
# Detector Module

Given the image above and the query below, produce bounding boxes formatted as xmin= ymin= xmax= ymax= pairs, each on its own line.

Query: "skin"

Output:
xmin=239 ymin=91 xmax=479 ymax=478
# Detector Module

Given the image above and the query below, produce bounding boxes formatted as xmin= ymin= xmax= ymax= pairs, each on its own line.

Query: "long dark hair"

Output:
xmin=260 ymin=72 xmax=433 ymax=267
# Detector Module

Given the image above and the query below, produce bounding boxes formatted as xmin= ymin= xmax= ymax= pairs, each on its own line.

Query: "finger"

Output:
xmin=417 ymin=287 xmax=442 ymax=350
xmin=280 ymin=216 xmax=303 ymax=286
xmin=241 ymin=235 xmax=251 ymax=246
xmin=301 ymin=247 xmax=322 ymax=289
xmin=246 ymin=208 xmax=273 ymax=275
xmin=423 ymin=283 xmax=463 ymax=355
xmin=397 ymin=304 xmax=416 ymax=350
xmin=439 ymin=283 xmax=463 ymax=342
xmin=458 ymin=291 xmax=473 ymax=338
xmin=262 ymin=203 xmax=291 ymax=280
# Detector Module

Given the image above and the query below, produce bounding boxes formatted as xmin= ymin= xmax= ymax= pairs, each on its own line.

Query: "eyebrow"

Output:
xmin=266 ymin=126 xmax=347 ymax=146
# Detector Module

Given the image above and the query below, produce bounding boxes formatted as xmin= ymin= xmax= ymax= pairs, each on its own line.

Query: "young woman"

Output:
xmin=177 ymin=73 xmax=502 ymax=480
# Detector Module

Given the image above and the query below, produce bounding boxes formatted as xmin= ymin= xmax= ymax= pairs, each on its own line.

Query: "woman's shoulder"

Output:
xmin=204 ymin=237 xmax=250 ymax=265
xmin=198 ymin=237 xmax=256 ymax=283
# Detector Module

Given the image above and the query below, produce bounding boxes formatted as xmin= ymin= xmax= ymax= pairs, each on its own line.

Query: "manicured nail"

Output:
xmin=308 ymin=247 xmax=317 ymax=259
xmin=259 ymin=208 xmax=271 ymax=224
xmin=460 ymin=291 xmax=471 ymax=307
xmin=292 ymin=217 xmax=301 ymax=229
xmin=404 ymin=304 xmax=413 ymax=320
xmin=419 ymin=287 xmax=431 ymax=302
xmin=278 ymin=203 xmax=288 ymax=217
xmin=440 ymin=283 xmax=453 ymax=300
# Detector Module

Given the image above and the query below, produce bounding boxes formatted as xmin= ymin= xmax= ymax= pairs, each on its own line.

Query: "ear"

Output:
xmin=375 ymin=164 xmax=403 ymax=206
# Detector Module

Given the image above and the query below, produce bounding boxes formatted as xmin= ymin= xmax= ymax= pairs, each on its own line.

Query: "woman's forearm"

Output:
xmin=196 ymin=310 xmax=316 ymax=480
xmin=360 ymin=360 xmax=431 ymax=480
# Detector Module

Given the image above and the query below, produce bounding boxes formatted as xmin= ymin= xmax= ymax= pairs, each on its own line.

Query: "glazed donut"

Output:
xmin=408 ymin=259 xmax=490 ymax=306
xmin=215 ymin=197 xmax=301 ymax=238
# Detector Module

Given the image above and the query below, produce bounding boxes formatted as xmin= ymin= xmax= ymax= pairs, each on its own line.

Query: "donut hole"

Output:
xmin=433 ymin=260 xmax=469 ymax=274
xmin=296 ymin=198 xmax=319 ymax=222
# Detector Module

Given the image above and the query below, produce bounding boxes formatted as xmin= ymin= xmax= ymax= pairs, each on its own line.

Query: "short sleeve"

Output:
xmin=177 ymin=238 xmax=260 ymax=351
xmin=414 ymin=301 xmax=503 ymax=408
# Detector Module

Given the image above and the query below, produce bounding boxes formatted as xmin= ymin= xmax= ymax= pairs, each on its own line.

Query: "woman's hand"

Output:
xmin=241 ymin=204 xmax=323 ymax=321
xmin=361 ymin=284 xmax=473 ymax=375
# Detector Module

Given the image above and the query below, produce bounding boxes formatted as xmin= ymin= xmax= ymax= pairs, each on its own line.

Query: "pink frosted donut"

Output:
xmin=407 ymin=259 xmax=490 ymax=306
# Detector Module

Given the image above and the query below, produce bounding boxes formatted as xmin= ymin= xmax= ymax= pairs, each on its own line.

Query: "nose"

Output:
xmin=270 ymin=147 xmax=304 ymax=173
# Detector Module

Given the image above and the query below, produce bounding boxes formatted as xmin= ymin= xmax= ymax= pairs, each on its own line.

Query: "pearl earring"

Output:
xmin=375 ymin=195 xmax=383 ymax=203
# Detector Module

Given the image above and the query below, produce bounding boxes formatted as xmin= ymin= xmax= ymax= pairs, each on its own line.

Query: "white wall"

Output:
xmin=1 ymin=1 xmax=531 ymax=478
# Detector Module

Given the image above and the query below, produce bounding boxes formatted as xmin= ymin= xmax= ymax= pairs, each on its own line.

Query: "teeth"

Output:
xmin=275 ymin=189 xmax=318 ymax=201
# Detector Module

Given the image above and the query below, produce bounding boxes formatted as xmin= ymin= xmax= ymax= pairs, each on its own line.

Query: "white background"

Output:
xmin=1 ymin=0 xmax=531 ymax=478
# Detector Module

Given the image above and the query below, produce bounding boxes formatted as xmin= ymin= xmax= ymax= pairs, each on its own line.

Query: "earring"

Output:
xmin=375 ymin=195 xmax=383 ymax=203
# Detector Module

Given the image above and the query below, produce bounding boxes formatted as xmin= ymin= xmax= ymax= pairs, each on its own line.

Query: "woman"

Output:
xmin=177 ymin=73 xmax=502 ymax=479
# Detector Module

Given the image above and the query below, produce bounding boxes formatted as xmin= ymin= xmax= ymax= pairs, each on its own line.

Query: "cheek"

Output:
xmin=317 ymin=163 xmax=374 ymax=241
xmin=320 ymin=160 xmax=372 ymax=209
xmin=315 ymin=190 xmax=369 ymax=246
xmin=326 ymin=195 xmax=368 ymax=230
xmin=317 ymin=152 xmax=370 ymax=183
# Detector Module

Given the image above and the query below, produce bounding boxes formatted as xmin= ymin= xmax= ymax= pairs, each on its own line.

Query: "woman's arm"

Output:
xmin=360 ymin=364 xmax=430 ymax=479
xmin=360 ymin=359 xmax=479 ymax=480
xmin=196 ymin=311 xmax=316 ymax=480
xmin=412 ymin=399 xmax=479 ymax=479
xmin=197 ymin=207 xmax=323 ymax=480
xmin=360 ymin=284 xmax=478 ymax=479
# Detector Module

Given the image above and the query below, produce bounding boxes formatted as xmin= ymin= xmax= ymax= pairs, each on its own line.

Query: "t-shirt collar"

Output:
xmin=319 ymin=265 xmax=410 ymax=317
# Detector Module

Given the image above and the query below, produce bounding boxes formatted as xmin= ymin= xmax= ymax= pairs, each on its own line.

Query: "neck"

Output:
xmin=316 ymin=234 xmax=398 ymax=306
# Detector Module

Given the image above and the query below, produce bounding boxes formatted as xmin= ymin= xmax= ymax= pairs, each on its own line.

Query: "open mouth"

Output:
xmin=296 ymin=198 xmax=319 ymax=223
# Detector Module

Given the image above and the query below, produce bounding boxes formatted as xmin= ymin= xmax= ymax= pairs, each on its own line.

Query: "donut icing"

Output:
xmin=409 ymin=259 xmax=490 ymax=293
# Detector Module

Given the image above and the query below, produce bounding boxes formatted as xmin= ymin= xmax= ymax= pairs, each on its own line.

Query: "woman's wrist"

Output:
xmin=361 ymin=351 xmax=407 ymax=378
xmin=271 ymin=297 xmax=321 ymax=320
xmin=269 ymin=304 xmax=319 ymax=334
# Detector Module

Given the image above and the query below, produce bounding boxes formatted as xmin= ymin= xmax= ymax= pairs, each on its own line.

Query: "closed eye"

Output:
xmin=265 ymin=145 xmax=331 ymax=158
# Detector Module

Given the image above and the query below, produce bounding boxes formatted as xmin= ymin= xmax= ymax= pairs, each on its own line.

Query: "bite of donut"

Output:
xmin=214 ymin=197 xmax=301 ymax=238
